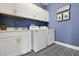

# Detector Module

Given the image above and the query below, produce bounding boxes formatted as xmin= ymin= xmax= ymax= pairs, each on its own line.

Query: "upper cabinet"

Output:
xmin=15 ymin=3 xmax=34 ymax=19
xmin=0 ymin=3 xmax=16 ymax=15
xmin=0 ymin=3 xmax=49 ymax=22
xmin=30 ymin=4 xmax=49 ymax=22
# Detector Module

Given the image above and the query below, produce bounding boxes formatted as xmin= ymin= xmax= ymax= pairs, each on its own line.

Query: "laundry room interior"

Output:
xmin=0 ymin=3 xmax=79 ymax=56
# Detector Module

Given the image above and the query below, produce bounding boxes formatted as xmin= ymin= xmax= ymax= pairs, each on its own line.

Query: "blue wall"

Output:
xmin=0 ymin=16 xmax=48 ymax=28
xmin=0 ymin=4 xmax=48 ymax=28
xmin=70 ymin=4 xmax=79 ymax=46
xmin=47 ymin=3 xmax=79 ymax=46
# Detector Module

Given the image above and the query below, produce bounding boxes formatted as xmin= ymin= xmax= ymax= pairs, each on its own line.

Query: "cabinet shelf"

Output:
xmin=0 ymin=13 xmax=49 ymax=23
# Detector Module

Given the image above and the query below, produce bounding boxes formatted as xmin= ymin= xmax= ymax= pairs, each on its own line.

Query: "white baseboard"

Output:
xmin=55 ymin=41 xmax=79 ymax=51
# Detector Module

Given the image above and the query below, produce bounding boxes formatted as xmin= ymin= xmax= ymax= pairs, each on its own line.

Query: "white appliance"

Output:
xmin=32 ymin=30 xmax=47 ymax=52
xmin=40 ymin=26 xmax=48 ymax=30
xmin=23 ymin=28 xmax=28 ymax=30
xmin=29 ymin=26 xmax=40 ymax=30
xmin=7 ymin=27 xmax=15 ymax=31
xmin=47 ymin=29 xmax=55 ymax=46
xmin=16 ymin=28 xmax=23 ymax=30
xmin=31 ymin=26 xmax=55 ymax=53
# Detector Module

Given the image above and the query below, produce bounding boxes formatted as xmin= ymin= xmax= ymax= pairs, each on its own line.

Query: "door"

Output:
xmin=0 ymin=3 xmax=16 ymax=15
xmin=0 ymin=39 xmax=4 ymax=56
xmin=38 ymin=30 xmax=47 ymax=51
xmin=31 ymin=4 xmax=49 ymax=22
xmin=44 ymin=11 xmax=49 ymax=22
xmin=33 ymin=30 xmax=47 ymax=52
xmin=0 ymin=37 xmax=18 ymax=56
xmin=15 ymin=3 xmax=33 ymax=19
xmin=47 ymin=29 xmax=55 ymax=46
xmin=18 ymin=31 xmax=31 ymax=54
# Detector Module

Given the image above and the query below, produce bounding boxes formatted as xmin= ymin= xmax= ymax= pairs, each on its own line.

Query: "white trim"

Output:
xmin=55 ymin=41 xmax=79 ymax=51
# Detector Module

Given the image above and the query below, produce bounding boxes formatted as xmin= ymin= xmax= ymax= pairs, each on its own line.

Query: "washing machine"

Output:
xmin=47 ymin=29 xmax=55 ymax=46
xmin=32 ymin=30 xmax=47 ymax=52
